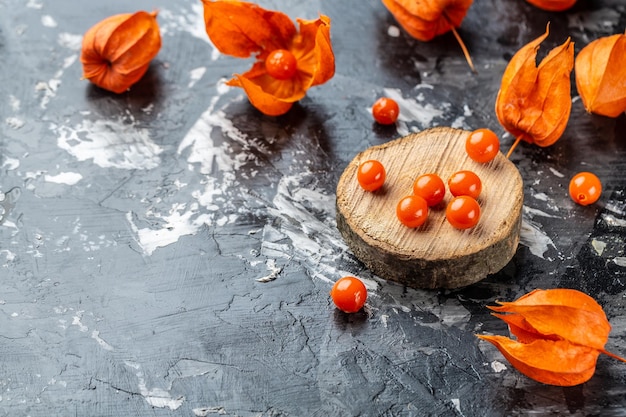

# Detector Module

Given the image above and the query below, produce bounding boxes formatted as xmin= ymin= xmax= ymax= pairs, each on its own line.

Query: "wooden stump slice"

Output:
xmin=336 ymin=127 xmax=523 ymax=289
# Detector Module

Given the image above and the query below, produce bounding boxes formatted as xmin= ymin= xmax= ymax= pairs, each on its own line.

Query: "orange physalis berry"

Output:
xmin=80 ymin=11 xmax=162 ymax=94
xmin=265 ymin=49 xmax=298 ymax=80
xmin=357 ymin=160 xmax=386 ymax=191
xmin=466 ymin=128 xmax=500 ymax=163
xmin=396 ymin=195 xmax=429 ymax=228
xmin=446 ymin=196 xmax=480 ymax=229
xmin=372 ymin=97 xmax=400 ymax=125
xmin=330 ymin=276 xmax=367 ymax=313
xmin=413 ymin=173 xmax=445 ymax=206
xmin=448 ymin=170 xmax=482 ymax=199
xmin=569 ymin=172 xmax=602 ymax=206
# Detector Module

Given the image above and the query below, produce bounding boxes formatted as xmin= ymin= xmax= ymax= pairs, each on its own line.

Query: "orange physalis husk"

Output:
xmin=495 ymin=24 xmax=574 ymax=158
xmin=80 ymin=11 xmax=161 ymax=94
xmin=381 ymin=0 xmax=476 ymax=72
xmin=201 ymin=0 xmax=335 ymax=116
xmin=575 ymin=32 xmax=626 ymax=118
xmin=477 ymin=289 xmax=626 ymax=386
xmin=524 ymin=0 xmax=576 ymax=11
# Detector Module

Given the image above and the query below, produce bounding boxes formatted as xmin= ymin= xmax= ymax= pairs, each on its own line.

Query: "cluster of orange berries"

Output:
xmin=357 ymin=128 xmax=500 ymax=230
xmin=334 ymin=170 xmax=602 ymax=315
xmin=371 ymin=96 xmax=604 ymax=208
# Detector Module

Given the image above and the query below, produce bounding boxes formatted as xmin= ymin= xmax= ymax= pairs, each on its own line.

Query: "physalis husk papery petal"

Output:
xmin=495 ymin=25 xmax=574 ymax=151
xmin=575 ymin=32 xmax=626 ymax=118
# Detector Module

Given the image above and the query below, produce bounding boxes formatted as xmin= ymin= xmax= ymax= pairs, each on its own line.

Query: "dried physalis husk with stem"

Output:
xmin=495 ymin=24 xmax=574 ymax=157
xmin=81 ymin=10 xmax=162 ymax=94
xmin=201 ymin=0 xmax=335 ymax=116
xmin=478 ymin=289 xmax=626 ymax=386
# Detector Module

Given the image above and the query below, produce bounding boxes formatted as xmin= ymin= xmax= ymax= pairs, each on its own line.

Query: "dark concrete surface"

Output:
xmin=1 ymin=0 xmax=625 ymax=415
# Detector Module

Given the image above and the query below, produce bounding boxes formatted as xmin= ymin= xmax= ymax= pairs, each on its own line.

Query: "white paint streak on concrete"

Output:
xmin=1 ymin=250 xmax=16 ymax=263
xmin=125 ymin=82 xmax=237 ymax=256
xmin=591 ymin=239 xmax=607 ymax=256
xmin=72 ymin=312 xmax=88 ymax=332
xmin=41 ymin=15 xmax=57 ymax=28
xmin=9 ymin=95 xmax=21 ymax=111
xmin=491 ymin=360 xmax=507 ymax=373
xmin=54 ymin=118 xmax=163 ymax=170
xmin=91 ymin=330 xmax=114 ymax=351
xmin=601 ymin=214 xmax=626 ymax=228
xmin=2 ymin=157 xmax=20 ymax=170
xmin=387 ymin=25 xmax=400 ymax=37
xmin=58 ymin=32 xmax=83 ymax=50
xmin=126 ymin=209 xmax=212 ymax=256
xmin=125 ymin=362 xmax=185 ymax=410
xmin=5 ymin=117 xmax=25 ymax=130
xmin=523 ymin=205 xmax=560 ymax=219
xmin=26 ymin=0 xmax=43 ymax=9
xmin=193 ymin=407 xmax=227 ymax=416
xmin=614 ymin=257 xmax=626 ymax=267
xmin=451 ymin=398 xmax=462 ymax=415
xmin=188 ymin=67 xmax=207 ymax=88
xmin=256 ymin=258 xmax=283 ymax=282
xmin=44 ymin=172 xmax=83 ymax=185
xmin=520 ymin=219 xmax=556 ymax=259
xmin=158 ymin=3 xmax=219 ymax=59
xmin=549 ymin=167 xmax=565 ymax=178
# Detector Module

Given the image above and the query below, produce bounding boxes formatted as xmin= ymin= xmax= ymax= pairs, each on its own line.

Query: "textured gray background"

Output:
xmin=1 ymin=0 xmax=625 ymax=415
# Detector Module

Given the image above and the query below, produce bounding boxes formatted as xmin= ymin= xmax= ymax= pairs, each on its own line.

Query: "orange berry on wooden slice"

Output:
xmin=448 ymin=170 xmax=482 ymax=199
xmin=446 ymin=196 xmax=481 ymax=229
xmin=396 ymin=195 xmax=429 ymax=228
xmin=466 ymin=128 xmax=500 ymax=163
xmin=357 ymin=160 xmax=386 ymax=191
xmin=336 ymin=127 xmax=523 ymax=289
xmin=413 ymin=173 xmax=445 ymax=206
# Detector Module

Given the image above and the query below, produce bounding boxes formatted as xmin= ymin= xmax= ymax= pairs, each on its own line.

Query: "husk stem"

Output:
xmin=450 ymin=26 xmax=476 ymax=73
xmin=506 ymin=136 xmax=523 ymax=159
